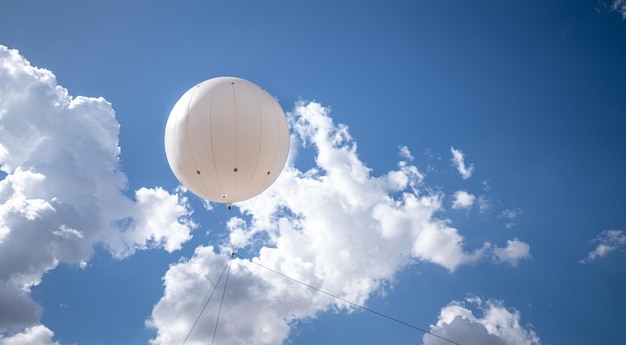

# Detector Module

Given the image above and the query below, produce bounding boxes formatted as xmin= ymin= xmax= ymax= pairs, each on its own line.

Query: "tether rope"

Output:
xmin=181 ymin=251 xmax=460 ymax=345
xmin=212 ymin=255 xmax=233 ymax=345
xmin=181 ymin=254 xmax=233 ymax=345
xmin=233 ymin=253 xmax=461 ymax=345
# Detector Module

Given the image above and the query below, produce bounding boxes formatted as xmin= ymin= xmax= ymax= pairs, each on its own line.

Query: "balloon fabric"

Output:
xmin=164 ymin=76 xmax=290 ymax=205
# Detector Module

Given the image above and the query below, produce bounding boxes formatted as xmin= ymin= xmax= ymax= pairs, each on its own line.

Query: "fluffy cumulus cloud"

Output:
xmin=423 ymin=297 xmax=541 ymax=345
xmin=0 ymin=325 xmax=59 ymax=345
xmin=0 ymin=46 xmax=195 ymax=338
xmin=579 ymin=229 xmax=626 ymax=263
xmin=452 ymin=190 xmax=475 ymax=209
xmin=491 ymin=239 xmax=531 ymax=266
xmin=450 ymin=147 xmax=474 ymax=180
xmin=148 ymin=102 xmax=532 ymax=345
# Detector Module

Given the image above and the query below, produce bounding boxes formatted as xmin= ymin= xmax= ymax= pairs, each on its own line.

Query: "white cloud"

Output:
xmin=399 ymin=145 xmax=414 ymax=161
xmin=491 ymin=238 xmax=531 ymax=266
xmin=580 ymin=229 xmax=626 ymax=264
xmin=499 ymin=208 xmax=522 ymax=228
xmin=423 ymin=297 xmax=541 ymax=345
xmin=477 ymin=195 xmax=490 ymax=214
xmin=450 ymin=146 xmax=474 ymax=179
xmin=102 ymin=187 xmax=195 ymax=258
xmin=482 ymin=180 xmax=490 ymax=191
xmin=0 ymin=325 xmax=59 ymax=345
xmin=452 ymin=190 xmax=475 ymax=209
xmin=148 ymin=101 xmax=532 ymax=345
xmin=611 ymin=0 xmax=626 ymax=19
xmin=0 ymin=45 xmax=195 ymax=333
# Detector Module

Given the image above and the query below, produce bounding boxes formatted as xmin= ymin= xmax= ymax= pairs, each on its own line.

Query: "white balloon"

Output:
xmin=164 ymin=77 xmax=290 ymax=205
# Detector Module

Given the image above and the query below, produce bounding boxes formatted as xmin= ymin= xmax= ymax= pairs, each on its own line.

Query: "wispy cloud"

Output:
xmin=148 ymin=102 xmax=532 ymax=345
xmin=611 ymin=0 xmax=626 ymax=19
xmin=450 ymin=147 xmax=474 ymax=180
xmin=500 ymin=208 xmax=522 ymax=229
xmin=0 ymin=46 xmax=195 ymax=337
xmin=399 ymin=145 xmax=415 ymax=161
xmin=580 ymin=229 xmax=626 ymax=264
xmin=423 ymin=297 xmax=541 ymax=345
xmin=477 ymin=195 xmax=491 ymax=214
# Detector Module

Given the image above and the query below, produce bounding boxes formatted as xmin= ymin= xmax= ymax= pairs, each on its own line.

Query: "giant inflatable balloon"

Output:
xmin=164 ymin=77 xmax=290 ymax=205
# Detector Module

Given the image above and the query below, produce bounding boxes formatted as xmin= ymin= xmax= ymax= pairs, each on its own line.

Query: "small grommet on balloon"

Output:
xmin=267 ymin=171 xmax=271 ymax=175
xmin=233 ymin=168 xmax=238 ymax=172
xmin=221 ymin=194 xmax=228 ymax=199
xmin=196 ymin=170 xmax=201 ymax=174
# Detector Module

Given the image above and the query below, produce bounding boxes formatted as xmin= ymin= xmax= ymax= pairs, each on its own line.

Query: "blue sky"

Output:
xmin=1 ymin=1 xmax=625 ymax=345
